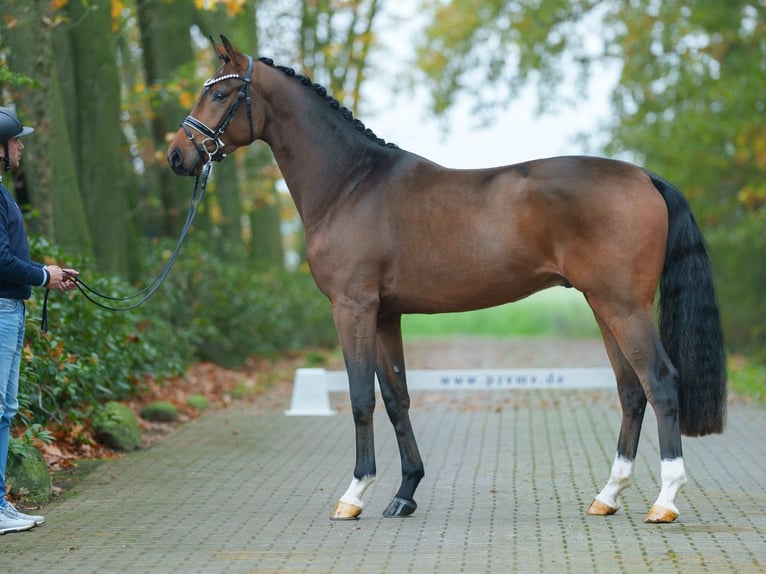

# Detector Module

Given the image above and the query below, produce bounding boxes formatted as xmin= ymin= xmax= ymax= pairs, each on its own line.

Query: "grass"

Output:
xmin=401 ymin=287 xmax=600 ymax=339
xmin=399 ymin=287 xmax=766 ymax=405
xmin=728 ymin=357 xmax=766 ymax=404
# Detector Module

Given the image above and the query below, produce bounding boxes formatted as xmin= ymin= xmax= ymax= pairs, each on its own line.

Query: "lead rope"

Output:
xmin=41 ymin=160 xmax=213 ymax=334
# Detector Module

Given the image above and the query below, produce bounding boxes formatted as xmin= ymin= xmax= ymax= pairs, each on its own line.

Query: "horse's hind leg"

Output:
xmin=587 ymin=300 xmax=686 ymax=523
xmin=375 ymin=313 xmax=424 ymax=517
xmin=587 ymin=314 xmax=647 ymax=516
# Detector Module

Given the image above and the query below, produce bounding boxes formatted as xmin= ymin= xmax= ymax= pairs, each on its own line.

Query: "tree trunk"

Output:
xmin=65 ymin=0 xmax=141 ymax=277
xmin=0 ymin=0 xmax=93 ymax=258
xmin=247 ymin=144 xmax=284 ymax=267
xmin=136 ymin=0 xmax=197 ymax=238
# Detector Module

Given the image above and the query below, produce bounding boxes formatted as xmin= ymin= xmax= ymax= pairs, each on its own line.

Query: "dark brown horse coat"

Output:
xmin=168 ymin=36 xmax=726 ymax=524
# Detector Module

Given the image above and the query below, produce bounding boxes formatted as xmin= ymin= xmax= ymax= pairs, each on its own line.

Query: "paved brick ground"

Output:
xmin=3 ymin=339 xmax=765 ymax=573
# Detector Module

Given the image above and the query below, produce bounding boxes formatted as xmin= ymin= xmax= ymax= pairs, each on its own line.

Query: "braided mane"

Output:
xmin=258 ymin=57 xmax=397 ymax=149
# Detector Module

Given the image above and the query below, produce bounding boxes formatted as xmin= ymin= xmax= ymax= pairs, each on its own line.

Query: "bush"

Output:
xmin=20 ymin=237 xmax=189 ymax=428
xmin=17 ymin=233 xmax=337 ymax=436
xmin=708 ymin=214 xmax=766 ymax=361
xmin=139 ymin=236 xmax=336 ymax=367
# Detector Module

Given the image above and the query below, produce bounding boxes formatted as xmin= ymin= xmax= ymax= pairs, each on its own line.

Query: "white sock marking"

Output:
xmin=339 ymin=475 xmax=375 ymax=508
xmin=653 ymin=458 xmax=686 ymax=512
xmin=595 ymin=454 xmax=634 ymax=510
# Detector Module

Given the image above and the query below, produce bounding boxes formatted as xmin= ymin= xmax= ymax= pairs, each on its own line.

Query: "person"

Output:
xmin=0 ymin=106 xmax=79 ymax=534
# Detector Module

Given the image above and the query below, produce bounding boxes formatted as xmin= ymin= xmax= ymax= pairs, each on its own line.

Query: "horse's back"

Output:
xmin=388 ymin=154 xmax=669 ymax=273
xmin=313 ymin=153 xmax=669 ymax=314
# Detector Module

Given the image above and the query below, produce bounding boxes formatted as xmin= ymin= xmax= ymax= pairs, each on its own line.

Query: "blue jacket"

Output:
xmin=0 ymin=181 xmax=46 ymax=300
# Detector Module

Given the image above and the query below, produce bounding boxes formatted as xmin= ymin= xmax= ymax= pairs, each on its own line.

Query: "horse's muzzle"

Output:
xmin=167 ymin=147 xmax=199 ymax=176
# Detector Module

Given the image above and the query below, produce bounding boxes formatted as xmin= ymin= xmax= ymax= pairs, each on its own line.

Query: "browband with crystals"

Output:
xmin=203 ymin=73 xmax=243 ymax=87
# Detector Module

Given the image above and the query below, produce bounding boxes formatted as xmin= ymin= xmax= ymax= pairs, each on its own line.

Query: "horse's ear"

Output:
xmin=209 ymin=35 xmax=229 ymax=63
xmin=219 ymin=35 xmax=242 ymax=67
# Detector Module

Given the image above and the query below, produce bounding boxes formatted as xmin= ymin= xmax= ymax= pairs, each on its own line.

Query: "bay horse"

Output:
xmin=167 ymin=36 xmax=726 ymax=524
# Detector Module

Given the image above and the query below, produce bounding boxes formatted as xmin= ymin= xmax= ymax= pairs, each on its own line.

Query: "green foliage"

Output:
xmin=18 ymin=233 xmax=336 ymax=436
xmin=92 ymin=401 xmax=142 ymax=452
xmin=7 ymin=444 xmax=51 ymax=504
xmin=0 ymin=64 xmax=39 ymax=89
xmin=708 ymin=213 xmax=766 ymax=359
xmin=19 ymin=236 xmax=188 ymax=428
xmin=402 ymin=288 xmax=599 ymax=339
xmin=417 ymin=0 xmax=593 ymax=117
xmin=140 ymin=234 xmax=337 ymax=368
xmin=255 ymin=0 xmax=382 ymax=113
xmin=728 ymin=358 xmax=766 ymax=403
xmin=604 ymin=1 xmax=766 ymax=223
xmin=141 ymin=401 xmax=178 ymax=422
xmin=9 ymin=424 xmax=53 ymax=459
xmin=186 ymin=394 xmax=210 ymax=411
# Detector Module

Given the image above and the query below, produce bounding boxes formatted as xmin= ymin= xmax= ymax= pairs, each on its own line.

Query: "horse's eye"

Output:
xmin=212 ymin=91 xmax=227 ymax=101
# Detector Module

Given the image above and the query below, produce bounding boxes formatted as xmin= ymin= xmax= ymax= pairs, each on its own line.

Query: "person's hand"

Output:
xmin=44 ymin=265 xmax=80 ymax=292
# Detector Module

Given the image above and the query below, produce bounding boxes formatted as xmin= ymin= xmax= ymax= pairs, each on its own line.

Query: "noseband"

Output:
xmin=181 ymin=55 xmax=255 ymax=162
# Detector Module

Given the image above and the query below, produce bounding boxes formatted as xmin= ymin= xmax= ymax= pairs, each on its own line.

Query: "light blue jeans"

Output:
xmin=0 ymin=298 xmax=25 ymax=506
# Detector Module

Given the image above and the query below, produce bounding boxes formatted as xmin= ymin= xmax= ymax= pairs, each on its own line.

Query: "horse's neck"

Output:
xmin=257 ymin=70 xmax=382 ymax=227
xmin=267 ymin=126 xmax=378 ymax=228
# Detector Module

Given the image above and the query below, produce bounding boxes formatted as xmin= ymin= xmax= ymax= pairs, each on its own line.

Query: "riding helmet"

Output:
xmin=0 ymin=107 xmax=34 ymax=143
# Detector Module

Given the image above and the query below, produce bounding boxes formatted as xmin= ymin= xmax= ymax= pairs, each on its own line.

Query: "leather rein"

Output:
xmin=41 ymin=56 xmax=255 ymax=333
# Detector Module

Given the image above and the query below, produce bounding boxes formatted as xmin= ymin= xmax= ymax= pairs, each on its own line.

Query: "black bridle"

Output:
xmin=181 ymin=54 xmax=255 ymax=163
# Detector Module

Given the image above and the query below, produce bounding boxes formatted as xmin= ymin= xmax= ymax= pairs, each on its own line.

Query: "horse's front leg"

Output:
xmin=330 ymin=298 xmax=379 ymax=521
xmin=375 ymin=313 xmax=424 ymax=517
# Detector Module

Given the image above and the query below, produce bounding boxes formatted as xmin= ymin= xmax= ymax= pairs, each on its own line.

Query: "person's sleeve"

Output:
xmin=0 ymin=196 xmax=47 ymax=287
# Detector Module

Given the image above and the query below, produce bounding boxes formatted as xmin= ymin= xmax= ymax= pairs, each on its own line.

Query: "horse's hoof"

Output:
xmin=586 ymin=499 xmax=618 ymax=516
xmin=330 ymin=501 xmax=362 ymax=521
xmin=644 ymin=504 xmax=679 ymax=523
xmin=382 ymin=497 xmax=417 ymax=517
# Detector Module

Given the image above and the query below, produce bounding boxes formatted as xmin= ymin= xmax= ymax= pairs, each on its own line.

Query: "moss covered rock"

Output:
xmin=93 ymin=401 xmax=141 ymax=451
xmin=141 ymin=401 xmax=179 ymax=422
xmin=7 ymin=446 xmax=52 ymax=504
xmin=186 ymin=394 xmax=210 ymax=411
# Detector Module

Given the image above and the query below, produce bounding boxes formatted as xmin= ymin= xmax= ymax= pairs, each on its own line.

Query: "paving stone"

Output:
xmin=4 ymin=339 xmax=764 ymax=573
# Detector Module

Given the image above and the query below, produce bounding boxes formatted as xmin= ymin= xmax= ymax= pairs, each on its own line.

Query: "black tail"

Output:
xmin=648 ymin=172 xmax=726 ymax=436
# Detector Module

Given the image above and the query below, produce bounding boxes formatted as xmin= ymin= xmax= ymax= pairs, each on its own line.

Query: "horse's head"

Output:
xmin=167 ymin=35 xmax=260 ymax=176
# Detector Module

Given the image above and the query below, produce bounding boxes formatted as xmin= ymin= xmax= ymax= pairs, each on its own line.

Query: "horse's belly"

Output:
xmin=385 ymin=267 xmax=564 ymax=315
